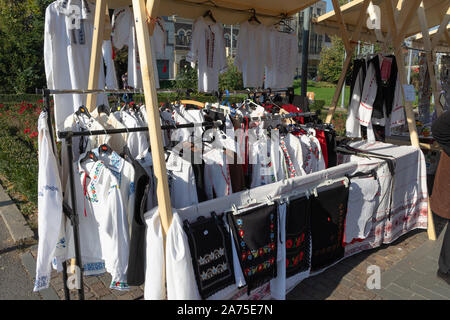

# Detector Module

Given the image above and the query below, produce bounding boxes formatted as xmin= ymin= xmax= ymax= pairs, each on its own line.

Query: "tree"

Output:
xmin=317 ymin=35 xmax=353 ymax=83
xmin=219 ymin=57 xmax=243 ymax=91
xmin=0 ymin=0 xmax=53 ymax=93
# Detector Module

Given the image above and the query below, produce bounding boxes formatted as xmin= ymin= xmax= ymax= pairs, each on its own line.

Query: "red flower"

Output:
xmin=29 ymin=131 xmax=38 ymax=138
xmin=24 ymin=129 xmax=31 ymax=134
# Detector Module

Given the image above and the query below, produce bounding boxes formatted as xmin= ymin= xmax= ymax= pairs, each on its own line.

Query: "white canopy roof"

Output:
xmin=107 ymin=0 xmax=320 ymax=24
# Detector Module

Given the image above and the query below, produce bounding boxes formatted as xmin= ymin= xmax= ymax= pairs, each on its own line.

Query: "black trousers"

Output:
xmin=439 ymin=221 xmax=450 ymax=273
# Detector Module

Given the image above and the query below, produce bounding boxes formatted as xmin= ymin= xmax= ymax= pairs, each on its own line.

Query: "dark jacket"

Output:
xmin=431 ymin=111 xmax=450 ymax=219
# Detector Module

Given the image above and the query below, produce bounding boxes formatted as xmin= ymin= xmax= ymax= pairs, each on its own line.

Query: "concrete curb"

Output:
xmin=21 ymin=246 xmax=60 ymax=300
xmin=0 ymin=185 xmax=34 ymax=244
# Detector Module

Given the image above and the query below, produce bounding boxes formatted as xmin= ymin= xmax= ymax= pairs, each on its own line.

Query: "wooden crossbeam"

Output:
xmin=431 ymin=6 xmax=450 ymax=50
xmin=331 ymin=0 xmax=351 ymax=52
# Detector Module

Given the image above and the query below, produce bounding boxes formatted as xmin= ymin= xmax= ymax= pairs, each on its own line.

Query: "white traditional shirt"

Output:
xmin=34 ymin=111 xmax=64 ymax=292
xmin=346 ymin=61 xmax=365 ymax=138
xmin=91 ymin=108 xmax=128 ymax=154
xmin=265 ymin=29 xmax=298 ymax=89
xmin=44 ymin=0 xmax=110 ymax=133
xmin=102 ymin=39 xmax=119 ymax=89
xmin=119 ymin=110 xmax=150 ymax=159
xmin=235 ymin=21 xmax=271 ymax=88
xmin=92 ymin=148 xmax=136 ymax=229
xmin=187 ymin=17 xmax=227 ymax=92
xmin=204 ymin=148 xmax=233 ymax=200
xmin=76 ymin=157 xmax=130 ymax=290
xmin=171 ymin=106 xmax=205 ymax=144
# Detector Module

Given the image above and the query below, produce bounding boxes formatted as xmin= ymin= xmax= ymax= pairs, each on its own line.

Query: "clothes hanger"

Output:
xmin=80 ymin=150 xmax=98 ymax=164
xmin=203 ymin=10 xmax=217 ymax=23
xmin=97 ymin=104 xmax=110 ymax=116
xmin=248 ymin=9 xmax=261 ymax=24
xmin=98 ymin=144 xmax=113 ymax=156
xmin=273 ymin=15 xmax=294 ymax=33
xmin=75 ymin=105 xmax=91 ymax=118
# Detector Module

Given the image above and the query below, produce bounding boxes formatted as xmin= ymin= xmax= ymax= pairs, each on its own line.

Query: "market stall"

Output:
xmin=36 ymin=0 xmax=437 ymax=301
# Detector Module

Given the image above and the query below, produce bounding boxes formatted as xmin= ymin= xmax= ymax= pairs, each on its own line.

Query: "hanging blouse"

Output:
xmin=310 ymin=184 xmax=349 ymax=271
xmin=265 ymin=29 xmax=298 ymax=89
xmin=183 ymin=213 xmax=235 ymax=299
xmin=234 ymin=21 xmax=271 ymax=88
xmin=44 ymin=0 xmax=110 ymax=133
xmin=34 ymin=111 xmax=64 ymax=292
xmin=187 ymin=17 xmax=227 ymax=93
xmin=227 ymin=203 xmax=278 ymax=295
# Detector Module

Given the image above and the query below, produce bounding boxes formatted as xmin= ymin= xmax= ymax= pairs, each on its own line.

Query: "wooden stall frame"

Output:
xmin=322 ymin=0 xmax=449 ymax=240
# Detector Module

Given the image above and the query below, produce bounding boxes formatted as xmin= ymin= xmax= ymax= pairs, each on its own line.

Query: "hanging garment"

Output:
xmin=227 ymin=204 xmax=278 ymax=295
xmin=183 ymin=213 xmax=235 ymax=299
xmin=123 ymin=149 xmax=150 ymax=286
xmin=34 ymin=111 xmax=64 ymax=292
xmin=204 ymin=148 xmax=233 ymax=200
xmin=265 ymin=29 xmax=298 ymax=89
xmin=324 ymin=130 xmax=337 ymax=168
xmin=418 ymin=54 xmax=432 ymax=126
xmin=102 ymin=39 xmax=119 ymax=89
xmin=119 ymin=110 xmax=150 ymax=159
xmin=62 ymin=157 xmax=130 ymax=290
xmin=92 ymin=147 xmax=136 ymax=230
xmin=310 ymin=184 xmax=349 ymax=271
xmin=166 ymin=212 xmax=202 ymax=300
xmin=187 ymin=16 xmax=227 ymax=92
xmin=280 ymin=133 xmax=306 ymax=177
xmin=346 ymin=59 xmax=366 ymax=138
xmin=315 ymin=130 xmax=329 ymax=169
xmin=44 ymin=0 xmax=110 ymax=133
xmin=143 ymin=207 xmax=166 ymax=299
xmin=285 ymin=196 xmax=311 ymax=278
xmin=91 ymin=108 xmax=128 ymax=154
xmin=388 ymin=76 xmax=406 ymax=130
xmin=171 ymin=106 xmax=205 ymax=144
xmin=344 ymin=174 xmax=379 ymax=245
xmin=250 ymin=133 xmax=276 ymax=188
xmin=270 ymin=202 xmax=287 ymax=300
xmin=234 ymin=21 xmax=271 ymax=88
xmin=111 ymin=7 xmax=166 ymax=89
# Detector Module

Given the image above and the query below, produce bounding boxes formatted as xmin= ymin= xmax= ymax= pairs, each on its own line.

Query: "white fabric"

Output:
xmin=91 ymin=108 xmax=128 ymax=154
xmin=92 ymin=148 xmax=136 ymax=230
xmin=346 ymin=62 xmax=365 ymax=138
xmin=204 ymin=149 xmax=233 ymax=200
xmin=344 ymin=177 xmax=380 ymax=243
xmin=187 ymin=17 xmax=227 ymax=92
xmin=270 ymin=202 xmax=286 ymax=300
xmin=44 ymin=1 xmax=109 ymax=134
xmin=235 ymin=21 xmax=271 ymax=88
xmin=34 ymin=112 xmax=64 ymax=292
xmin=166 ymin=212 xmax=201 ymax=300
xmin=265 ymin=29 xmax=298 ymax=89
xmin=358 ymin=57 xmax=377 ymax=129
xmin=102 ymin=40 xmax=119 ymax=89
xmin=111 ymin=7 xmax=165 ymax=89
xmin=389 ymin=76 xmax=406 ymax=129
xmin=120 ymin=110 xmax=150 ymax=159
xmin=143 ymin=208 xmax=166 ymax=300
xmin=284 ymin=133 xmax=306 ymax=177
xmin=171 ymin=106 xmax=205 ymax=143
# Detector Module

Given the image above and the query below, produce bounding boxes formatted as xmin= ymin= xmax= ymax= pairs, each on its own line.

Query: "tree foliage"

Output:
xmin=317 ymin=35 xmax=352 ymax=83
xmin=219 ymin=57 xmax=243 ymax=91
xmin=0 ymin=0 xmax=53 ymax=93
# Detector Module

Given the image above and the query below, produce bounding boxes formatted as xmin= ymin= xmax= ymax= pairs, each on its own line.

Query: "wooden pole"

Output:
xmin=386 ymin=0 xmax=436 ymax=240
xmin=132 ymin=0 xmax=173 ymax=236
xmin=331 ymin=0 xmax=351 ymax=52
xmin=325 ymin=0 xmax=370 ymax=124
xmin=86 ymin=0 xmax=106 ymax=112
xmin=417 ymin=2 xmax=445 ymax=116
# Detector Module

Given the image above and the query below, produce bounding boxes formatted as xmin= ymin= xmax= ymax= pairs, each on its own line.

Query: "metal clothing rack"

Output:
xmin=42 ymin=86 xmax=319 ymax=300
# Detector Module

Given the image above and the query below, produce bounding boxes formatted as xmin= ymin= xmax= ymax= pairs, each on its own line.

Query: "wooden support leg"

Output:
xmin=132 ymin=0 xmax=172 ymax=236
xmin=86 ymin=0 xmax=106 ymax=112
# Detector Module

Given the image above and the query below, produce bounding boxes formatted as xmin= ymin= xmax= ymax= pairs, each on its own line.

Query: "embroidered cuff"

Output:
xmin=110 ymin=281 xmax=130 ymax=291
xmin=33 ymin=274 xmax=50 ymax=292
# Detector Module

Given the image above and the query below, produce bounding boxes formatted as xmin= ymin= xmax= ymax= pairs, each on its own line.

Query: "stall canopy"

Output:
xmin=313 ymin=0 xmax=450 ymax=42
xmin=107 ymin=0 xmax=320 ymax=24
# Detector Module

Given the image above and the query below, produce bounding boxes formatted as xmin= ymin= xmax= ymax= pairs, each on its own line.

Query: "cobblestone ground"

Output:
xmin=28 ymin=215 xmax=448 ymax=300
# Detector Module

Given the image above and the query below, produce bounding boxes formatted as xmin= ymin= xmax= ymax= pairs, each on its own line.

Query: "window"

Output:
xmin=224 ymin=33 xmax=230 ymax=48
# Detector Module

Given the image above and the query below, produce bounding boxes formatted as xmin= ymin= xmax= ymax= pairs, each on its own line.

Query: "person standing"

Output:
xmin=431 ymin=110 xmax=450 ymax=283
